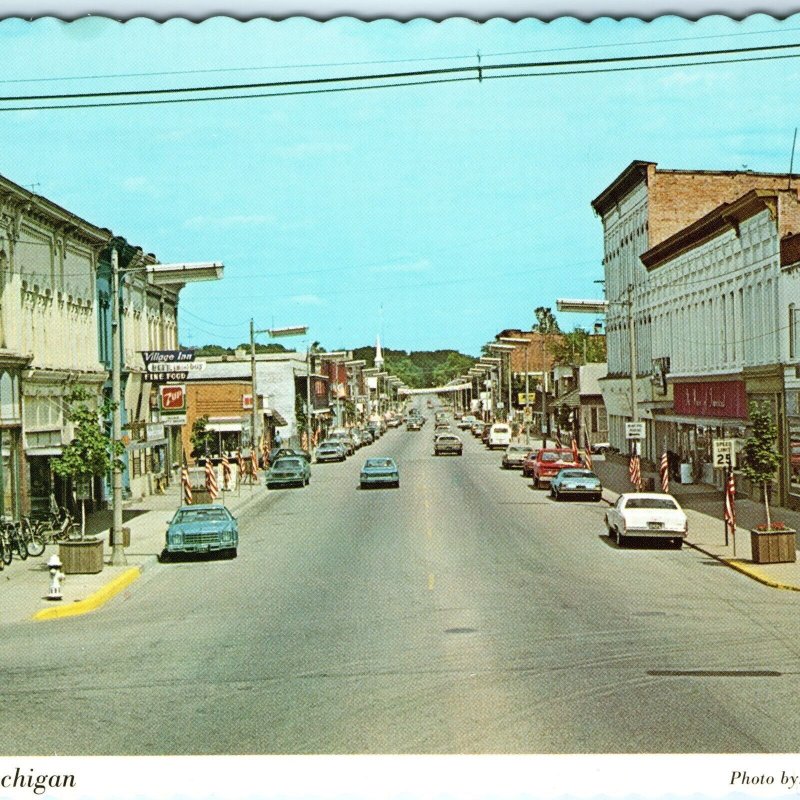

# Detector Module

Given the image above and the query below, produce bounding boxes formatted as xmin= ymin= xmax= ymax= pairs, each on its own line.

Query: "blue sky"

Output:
xmin=2 ymin=14 xmax=800 ymax=355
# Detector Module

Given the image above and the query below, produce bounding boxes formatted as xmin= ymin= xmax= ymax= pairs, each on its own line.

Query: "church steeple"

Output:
xmin=374 ymin=335 xmax=384 ymax=370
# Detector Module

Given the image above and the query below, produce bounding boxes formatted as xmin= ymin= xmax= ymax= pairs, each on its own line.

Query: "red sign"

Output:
xmin=159 ymin=384 xmax=186 ymax=412
xmin=242 ymin=394 xmax=253 ymax=410
xmin=673 ymin=381 xmax=748 ymax=419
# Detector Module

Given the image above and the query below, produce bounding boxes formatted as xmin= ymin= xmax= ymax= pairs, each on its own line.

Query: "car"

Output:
xmin=433 ymin=423 xmax=452 ymax=436
xmin=265 ymin=456 xmax=311 ymax=488
xmin=550 ymin=468 xmax=603 ymax=501
xmin=521 ymin=449 xmax=541 ymax=477
xmin=457 ymin=415 xmax=478 ymax=430
xmin=406 ymin=418 xmax=422 ymax=431
xmin=472 ymin=422 xmax=487 ymax=437
xmin=502 ymin=444 xmax=533 ymax=469
xmin=315 ymin=442 xmax=347 ymax=462
xmin=487 ymin=423 xmax=512 ymax=449
xmin=269 ymin=446 xmax=311 ymax=464
xmin=164 ymin=504 xmax=238 ymax=559
xmin=359 ymin=428 xmax=375 ymax=445
xmin=481 ymin=425 xmax=492 ymax=445
xmin=605 ymin=492 xmax=688 ymax=548
xmin=360 ymin=457 xmax=400 ymax=488
xmin=349 ymin=429 xmax=363 ymax=449
xmin=326 ymin=430 xmax=355 ymax=455
xmin=531 ymin=448 xmax=582 ymax=489
xmin=386 ymin=416 xmax=403 ymax=428
xmin=434 ymin=433 xmax=463 ymax=456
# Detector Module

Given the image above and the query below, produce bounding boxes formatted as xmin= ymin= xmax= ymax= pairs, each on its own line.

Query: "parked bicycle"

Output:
xmin=19 ymin=516 xmax=46 ymax=557
xmin=34 ymin=507 xmax=79 ymax=545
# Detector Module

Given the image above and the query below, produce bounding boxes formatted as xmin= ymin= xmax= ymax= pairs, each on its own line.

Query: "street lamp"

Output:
xmin=110 ymin=250 xmax=224 ymax=566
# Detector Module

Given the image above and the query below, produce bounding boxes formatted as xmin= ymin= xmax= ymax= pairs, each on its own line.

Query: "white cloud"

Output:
xmin=121 ymin=176 xmax=153 ymax=193
xmin=273 ymin=142 xmax=351 ymax=159
xmin=291 ymin=294 xmax=326 ymax=306
xmin=370 ymin=258 xmax=431 ymax=274
xmin=182 ymin=214 xmax=276 ymax=230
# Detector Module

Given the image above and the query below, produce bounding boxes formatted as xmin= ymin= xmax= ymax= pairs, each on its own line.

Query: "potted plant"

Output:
xmin=51 ymin=386 xmax=124 ymax=573
xmin=741 ymin=402 xmax=795 ymax=563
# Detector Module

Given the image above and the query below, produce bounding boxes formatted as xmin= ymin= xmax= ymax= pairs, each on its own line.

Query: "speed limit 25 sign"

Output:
xmin=712 ymin=439 xmax=737 ymax=469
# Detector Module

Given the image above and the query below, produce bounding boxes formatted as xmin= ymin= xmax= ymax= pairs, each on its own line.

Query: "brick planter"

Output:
xmin=750 ymin=529 xmax=797 ymax=564
xmin=59 ymin=538 xmax=105 ymax=574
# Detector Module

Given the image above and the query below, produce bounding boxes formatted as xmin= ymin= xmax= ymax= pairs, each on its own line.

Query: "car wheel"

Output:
xmin=616 ymin=526 xmax=626 ymax=547
xmin=360 ymin=482 xmax=366 ymax=490
xmin=593 ymin=493 xmax=602 ymax=502
xmin=535 ymin=477 xmax=542 ymax=489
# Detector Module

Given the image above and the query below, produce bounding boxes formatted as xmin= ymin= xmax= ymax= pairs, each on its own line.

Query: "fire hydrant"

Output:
xmin=47 ymin=554 xmax=65 ymax=601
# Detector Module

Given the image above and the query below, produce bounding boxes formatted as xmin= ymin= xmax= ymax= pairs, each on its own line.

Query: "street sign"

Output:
xmin=625 ymin=422 xmax=646 ymax=439
xmin=712 ymin=439 xmax=737 ymax=469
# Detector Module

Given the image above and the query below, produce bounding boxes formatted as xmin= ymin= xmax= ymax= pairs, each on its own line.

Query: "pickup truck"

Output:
xmin=531 ymin=448 xmax=582 ymax=489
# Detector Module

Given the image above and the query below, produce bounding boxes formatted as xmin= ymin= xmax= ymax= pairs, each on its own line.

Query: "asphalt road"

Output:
xmin=5 ymin=419 xmax=800 ymax=754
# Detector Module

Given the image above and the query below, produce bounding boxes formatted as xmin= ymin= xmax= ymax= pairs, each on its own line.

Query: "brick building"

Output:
xmin=591 ymin=161 xmax=800 ymax=462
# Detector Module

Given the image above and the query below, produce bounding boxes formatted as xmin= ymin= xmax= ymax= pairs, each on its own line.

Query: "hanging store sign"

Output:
xmin=674 ymin=381 xmax=748 ymax=420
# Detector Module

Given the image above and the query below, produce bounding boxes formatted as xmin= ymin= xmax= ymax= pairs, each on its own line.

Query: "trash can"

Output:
xmin=680 ymin=463 xmax=693 ymax=484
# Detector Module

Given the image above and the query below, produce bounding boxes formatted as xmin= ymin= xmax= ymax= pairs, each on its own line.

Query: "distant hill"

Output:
xmin=351 ymin=346 xmax=476 ymax=389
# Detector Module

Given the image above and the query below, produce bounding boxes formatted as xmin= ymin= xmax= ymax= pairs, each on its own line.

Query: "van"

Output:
xmin=487 ymin=423 xmax=512 ymax=449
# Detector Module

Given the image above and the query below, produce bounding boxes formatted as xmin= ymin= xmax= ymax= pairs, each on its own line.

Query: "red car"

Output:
xmin=521 ymin=449 xmax=541 ymax=477
xmin=531 ymin=448 xmax=582 ymax=489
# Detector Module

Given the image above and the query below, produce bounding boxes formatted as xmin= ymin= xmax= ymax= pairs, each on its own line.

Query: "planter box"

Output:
xmin=750 ymin=529 xmax=797 ymax=564
xmin=59 ymin=538 xmax=105 ymax=574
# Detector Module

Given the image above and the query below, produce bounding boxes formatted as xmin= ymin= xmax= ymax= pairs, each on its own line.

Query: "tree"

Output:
xmin=533 ymin=306 xmax=560 ymax=334
xmin=740 ymin=402 xmax=783 ymax=529
xmin=51 ymin=386 xmax=124 ymax=538
xmin=190 ymin=415 xmax=214 ymax=458
xmin=549 ymin=327 xmax=607 ymax=365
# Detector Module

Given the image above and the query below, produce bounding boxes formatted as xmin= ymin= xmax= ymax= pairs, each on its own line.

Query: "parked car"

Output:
xmin=472 ymin=422 xmax=487 ymax=437
xmin=605 ymin=492 xmax=688 ymax=548
xmin=520 ymin=449 xmax=539 ymax=476
xmin=487 ymin=423 xmax=512 ymax=449
xmin=434 ymin=433 xmax=463 ymax=456
xmin=457 ymin=415 xmax=478 ymax=430
xmin=359 ymin=428 xmax=375 ymax=445
xmin=531 ymin=448 xmax=582 ymax=489
xmin=164 ymin=504 xmax=238 ymax=559
xmin=315 ymin=442 xmax=347 ymax=463
xmin=502 ymin=444 xmax=533 ymax=469
xmin=386 ymin=416 xmax=403 ymax=428
xmin=269 ymin=446 xmax=311 ymax=464
xmin=359 ymin=457 xmax=400 ymax=488
xmin=549 ymin=468 xmax=603 ymax=501
xmin=327 ymin=430 xmax=355 ymax=455
xmin=407 ymin=418 xmax=422 ymax=431
xmin=265 ymin=456 xmax=311 ymax=488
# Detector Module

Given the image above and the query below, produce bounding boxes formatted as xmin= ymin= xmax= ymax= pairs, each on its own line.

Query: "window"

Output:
xmin=791 ymin=305 xmax=800 ymax=361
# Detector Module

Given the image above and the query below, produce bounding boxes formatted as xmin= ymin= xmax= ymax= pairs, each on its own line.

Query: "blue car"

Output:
xmin=165 ymin=504 xmax=238 ymax=558
xmin=359 ymin=457 xmax=400 ymax=489
xmin=265 ymin=456 xmax=311 ymax=488
xmin=549 ymin=468 xmax=603 ymax=502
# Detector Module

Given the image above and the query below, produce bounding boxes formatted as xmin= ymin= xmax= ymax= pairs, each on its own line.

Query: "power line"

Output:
xmin=1 ymin=40 xmax=798 ymax=110
xmin=4 ymin=25 xmax=797 ymax=87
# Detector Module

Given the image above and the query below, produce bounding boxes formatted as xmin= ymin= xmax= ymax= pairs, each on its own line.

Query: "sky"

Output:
xmin=3 ymin=14 xmax=800 ymax=356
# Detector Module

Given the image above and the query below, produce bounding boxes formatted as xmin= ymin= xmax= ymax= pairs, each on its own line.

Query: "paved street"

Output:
xmin=5 ymin=424 xmax=800 ymax=754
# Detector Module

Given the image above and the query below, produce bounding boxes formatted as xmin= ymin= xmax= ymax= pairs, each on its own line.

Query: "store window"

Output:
xmin=787 ymin=390 xmax=800 ymax=496
xmin=0 ymin=429 xmax=19 ymax=518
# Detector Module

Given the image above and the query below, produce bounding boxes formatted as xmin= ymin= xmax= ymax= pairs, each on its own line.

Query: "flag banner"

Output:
xmin=554 ymin=433 xmax=562 ymax=448
xmin=237 ymin=450 xmax=245 ymax=477
xmin=583 ymin=432 xmax=593 ymax=470
xmin=205 ymin=459 xmax=219 ymax=500
xmin=660 ymin=452 xmax=670 ymax=494
xmin=571 ymin=436 xmax=580 ymax=465
xmin=221 ymin=453 xmax=232 ymax=490
xmin=181 ymin=454 xmax=192 ymax=505
xmin=629 ymin=452 xmax=641 ymax=491
xmin=250 ymin=448 xmax=259 ymax=481
xmin=724 ymin=469 xmax=736 ymax=542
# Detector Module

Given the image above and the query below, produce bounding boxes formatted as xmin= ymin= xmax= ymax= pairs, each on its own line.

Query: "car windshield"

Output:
xmin=365 ymin=459 xmax=395 ymax=468
xmin=274 ymin=458 xmax=302 ymax=469
xmin=542 ymin=451 xmax=573 ymax=462
xmin=174 ymin=509 xmax=230 ymax=523
xmin=625 ymin=497 xmax=679 ymax=510
xmin=560 ymin=470 xmax=596 ymax=479
xmin=508 ymin=446 xmax=529 ymax=453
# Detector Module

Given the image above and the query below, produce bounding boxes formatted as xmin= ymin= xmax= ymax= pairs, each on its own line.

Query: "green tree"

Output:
xmin=190 ymin=415 xmax=214 ymax=459
xmin=533 ymin=306 xmax=560 ymax=334
xmin=51 ymin=386 xmax=124 ymax=538
xmin=741 ymin=402 xmax=783 ymax=529
xmin=549 ymin=328 xmax=607 ymax=365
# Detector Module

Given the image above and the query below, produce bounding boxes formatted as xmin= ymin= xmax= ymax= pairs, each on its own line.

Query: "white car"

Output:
xmin=487 ymin=423 xmax=512 ymax=449
xmin=605 ymin=492 xmax=688 ymax=549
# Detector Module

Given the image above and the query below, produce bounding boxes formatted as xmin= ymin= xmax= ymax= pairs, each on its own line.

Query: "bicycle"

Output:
xmin=0 ymin=522 xmax=12 ymax=566
xmin=19 ymin=516 xmax=46 ymax=557
xmin=36 ymin=507 xmax=79 ymax=544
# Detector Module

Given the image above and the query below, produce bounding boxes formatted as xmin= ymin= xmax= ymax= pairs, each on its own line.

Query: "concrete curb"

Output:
xmin=33 ymin=566 xmax=142 ymax=621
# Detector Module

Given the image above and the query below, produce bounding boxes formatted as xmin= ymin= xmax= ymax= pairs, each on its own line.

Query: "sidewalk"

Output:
xmin=591 ymin=454 xmax=800 ymax=592
xmin=0 ymin=477 xmax=267 ymax=626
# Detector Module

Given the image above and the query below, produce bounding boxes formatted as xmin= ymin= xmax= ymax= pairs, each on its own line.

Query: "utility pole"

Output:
xmin=250 ymin=318 xmax=258 ymax=452
xmin=306 ymin=346 xmax=312 ymax=448
xmin=627 ymin=283 xmax=640 ymax=459
xmin=541 ymin=333 xmax=547 ymax=449
xmin=110 ymin=247 xmax=126 ymax=566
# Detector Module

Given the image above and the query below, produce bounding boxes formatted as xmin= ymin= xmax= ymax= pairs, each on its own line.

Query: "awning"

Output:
xmin=128 ymin=438 xmax=168 ymax=450
xmin=205 ymin=422 xmax=243 ymax=433
xmin=264 ymin=409 xmax=289 ymax=426
xmin=650 ymin=411 xmax=748 ymax=427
